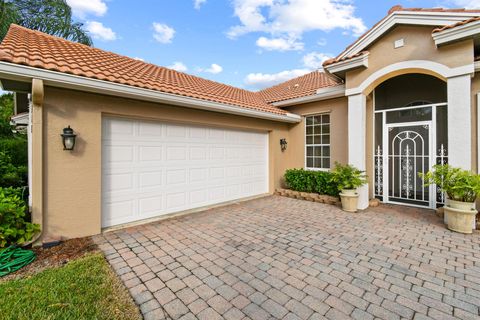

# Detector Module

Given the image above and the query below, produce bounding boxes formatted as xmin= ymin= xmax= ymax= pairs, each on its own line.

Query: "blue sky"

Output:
xmin=66 ymin=0 xmax=480 ymax=90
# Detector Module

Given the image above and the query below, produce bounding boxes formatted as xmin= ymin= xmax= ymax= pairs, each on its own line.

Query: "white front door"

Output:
xmin=101 ymin=117 xmax=269 ymax=227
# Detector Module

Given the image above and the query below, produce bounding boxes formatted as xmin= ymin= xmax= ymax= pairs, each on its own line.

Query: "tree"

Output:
xmin=0 ymin=93 xmax=14 ymax=138
xmin=0 ymin=0 xmax=92 ymax=46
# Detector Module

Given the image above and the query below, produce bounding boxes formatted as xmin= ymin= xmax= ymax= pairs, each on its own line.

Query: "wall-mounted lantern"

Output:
xmin=61 ymin=126 xmax=77 ymax=151
xmin=280 ymin=138 xmax=287 ymax=152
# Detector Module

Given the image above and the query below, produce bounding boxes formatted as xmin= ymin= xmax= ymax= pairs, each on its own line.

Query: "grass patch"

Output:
xmin=0 ymin=253 xmax=141 ymax=320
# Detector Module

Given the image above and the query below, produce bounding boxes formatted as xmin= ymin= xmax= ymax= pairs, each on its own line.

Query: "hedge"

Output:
xmin=0 ymin=137 xmax=27 ymax=167
xmin=284 ymin=168 xmax=339 ymax=196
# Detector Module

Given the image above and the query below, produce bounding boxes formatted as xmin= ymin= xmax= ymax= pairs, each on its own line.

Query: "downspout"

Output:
xmin=24 ymin=79 xmax=44 ymax=246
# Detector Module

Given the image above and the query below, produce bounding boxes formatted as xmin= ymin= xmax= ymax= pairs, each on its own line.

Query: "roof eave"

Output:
xmin=272 ymin=85 xmax=346 ymax=107
xmin=338 ymin=10 xmax=480 ymax=60
xmin=324 ymin=53 xmax=369 ymax=76
xmin=0 ymin=62 xmax=301 ymax=123
xmin=433 ymin=20 xmax=480 ymax=46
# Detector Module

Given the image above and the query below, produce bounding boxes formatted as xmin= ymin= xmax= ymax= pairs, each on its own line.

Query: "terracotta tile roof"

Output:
xmin=323 ymin=51 xmax=368 ymax=67
xmin=388 ymin=5 xmax=480 ymax=14
xmin=0 ymin=24 xmax=286 ymax=115
xmin=331 ymin=5 xmax=480 ymax=65
xmin=258 ymin=71 xmax=343 ymax=104
xmin=433 ymin=16 xmax=480 ymax=33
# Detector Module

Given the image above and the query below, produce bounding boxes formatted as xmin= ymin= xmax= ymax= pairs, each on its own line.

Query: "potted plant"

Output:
xmin=330 ymin=163 xmax=367 ymax=212
xmin=421 ymin=164 xmax=480 ymax=234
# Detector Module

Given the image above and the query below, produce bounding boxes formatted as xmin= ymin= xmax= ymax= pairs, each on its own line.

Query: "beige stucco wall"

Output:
xmin=283 ymin=97 xmax=348 ymax=171
xmin=41 ymin=86 xmax=296 ymax=239
xmin=347 ymin=25 xmax=474 ymax=92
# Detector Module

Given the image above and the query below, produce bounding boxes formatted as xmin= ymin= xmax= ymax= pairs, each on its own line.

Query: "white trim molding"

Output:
xmin=433 ymin=19 xmax=480 ymax=47
xmin=346 ymin=60 xmax=475 ymax=96
xmin=324 ymin=53 xmax=369 ymax=75
xmin=339 ymin=11 xmax=479 ymax=60
xmin=272 ymin=85 xmax=346 ymax=107
xmin=0 ymin=62 xmax=301 ymax=124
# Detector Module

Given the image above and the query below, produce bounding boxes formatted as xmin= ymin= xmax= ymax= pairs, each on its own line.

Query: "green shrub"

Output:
xmin=0 ymin=151 xmax=27 ymax=188
xmin=420 ymin=164 xmax=480 ymax=203
xmin=330 ymin=163 xmax=367 ymax=191
xmin=0 ymin=138 xmax=28 ymax=167
xmin=284 ymin=169 xmax=339 ymax=196
xmin=0 ymin=187 xmax=39 ymax=248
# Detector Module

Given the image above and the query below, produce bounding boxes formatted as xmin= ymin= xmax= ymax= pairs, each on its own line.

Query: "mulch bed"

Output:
xmin=1 ymin=237 xmax=98 ymax=282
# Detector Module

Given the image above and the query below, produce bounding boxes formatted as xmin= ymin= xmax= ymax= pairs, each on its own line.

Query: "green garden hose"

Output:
xmin=0 ymin=246 xmax=36 ymax=277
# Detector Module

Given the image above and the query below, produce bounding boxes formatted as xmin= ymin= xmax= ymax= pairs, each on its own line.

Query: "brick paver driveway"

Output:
xmin=94 ymin=196 xmax=480 ymax=320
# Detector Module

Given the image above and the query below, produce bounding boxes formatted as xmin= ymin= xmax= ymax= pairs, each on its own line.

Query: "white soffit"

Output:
xmin=324 ymin=53 xmax=369 ymax=75
xmin=272 ymin=85 xmax=346 ymax=107
xmin=338 ymin=11 xmax=480 ymax=59
xmin=433 ymin=20 xmax=480 ymax=46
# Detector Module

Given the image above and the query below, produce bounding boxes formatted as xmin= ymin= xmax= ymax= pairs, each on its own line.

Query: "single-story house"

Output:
xmin=1 ymin=5 xmax=480 ymax=240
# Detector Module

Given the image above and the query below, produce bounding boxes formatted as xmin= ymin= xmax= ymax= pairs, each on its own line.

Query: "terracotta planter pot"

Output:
xmin=444 ymin=204 xmax=478 ymax=234
xmin=339 ymin=189 xmax=358 ymax=213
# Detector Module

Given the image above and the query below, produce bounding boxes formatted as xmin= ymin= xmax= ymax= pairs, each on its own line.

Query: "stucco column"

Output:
xmin=447 ymin=74 xmax=471 ymax=170
xmin=348 ymin=93 xmax=369 ymax=210
xmin=31 ymin=79 xmax=44 ymax=243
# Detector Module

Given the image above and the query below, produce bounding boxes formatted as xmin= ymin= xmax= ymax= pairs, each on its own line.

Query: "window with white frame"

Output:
xmin=305 ymin=114 xmax=330 ymax=170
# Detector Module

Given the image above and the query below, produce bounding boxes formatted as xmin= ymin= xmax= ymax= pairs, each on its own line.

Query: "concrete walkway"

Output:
xmin=94 ymin=196 xmax=480 ymax=320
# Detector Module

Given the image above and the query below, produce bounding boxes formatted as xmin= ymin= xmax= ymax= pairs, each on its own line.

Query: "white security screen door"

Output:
xmin=386 ymin=122 xmax=434 ymax=208
xmin=374 ymin=103 xmax=448 ymax=209
xmin=102 ymin=117 xmax=269 ymax=227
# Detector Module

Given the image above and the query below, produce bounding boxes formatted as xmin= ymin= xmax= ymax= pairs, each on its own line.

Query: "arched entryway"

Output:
xmin=373 ymin=74 xmax=447 ymax=208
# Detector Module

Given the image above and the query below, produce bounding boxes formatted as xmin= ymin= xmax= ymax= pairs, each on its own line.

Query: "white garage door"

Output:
xmin=102 ymin=117 xmax=269 ymax=227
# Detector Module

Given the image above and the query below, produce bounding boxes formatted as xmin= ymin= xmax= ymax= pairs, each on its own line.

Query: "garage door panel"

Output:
xmin=165 ymin=146 xmax=187 ymax=161
xmin=103 ymin=118 xmax=134 ymax=137
xmin=166 ymin=124 xmax=187 ymax=138
xmin=102 ymin=117 xmax=268 ymax=227
xmin=139 ymin=170 xmax=163 ymax=189
xmin=189 ymin=146 xmax=207 ymax=160
xmin=166 ymin=169 xmax=187 ymax=185
xmin=104 ymin=172 xmax=134 ymax=192
xmin=138 ymin=121 xmax=163 ymax=137
xmin=166 ymin=192 xmax=187 ymax=209
xmin=138 ymin=145 xmax=163 ymax=162
xmin=138 ymin=195 xmax=163 ymax=216
xmin=104 ymin=145 xmax=134 ymax=164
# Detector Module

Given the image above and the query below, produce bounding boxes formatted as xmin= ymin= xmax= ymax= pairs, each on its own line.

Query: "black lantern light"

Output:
xmin=61 ymin=126 xmax=77 ymax=151
xmin=280 ymin=138 xmax=287 ymax=152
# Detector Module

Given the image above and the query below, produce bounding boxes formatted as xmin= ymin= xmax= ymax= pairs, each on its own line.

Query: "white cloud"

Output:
xmin=152 ymin=23 xmax=175 ymax=44
xmin=134 ymin=57 xmax=144 ymax=61
xmin=85 ymin=21 xmax=117 ymax=41
xmin=168 ymin=62 xmax=188 ymax=72
xmin=194 ymin=0 xmax=207 ymax=9
xmin=256 ymin=36 xmax=304 ymax=51
xmin=302 ymin=52 xmax=332 ymax=69
xmin=198 ymin=63 xmax=223 ymax=74
xmin=448 ymin=0 xmax=480 ymax=8
xmin=245 ymin=69 xmax=311 ymax=90
xmin=228 ymin=0 xmax=366 ymax=48
xmin=66 ymin=0 xmax=107 ymax=18
xmin=245 ymin=50 xmax=333 ymax=89
xmin=317 ymin=38 xmax=327 ymax=46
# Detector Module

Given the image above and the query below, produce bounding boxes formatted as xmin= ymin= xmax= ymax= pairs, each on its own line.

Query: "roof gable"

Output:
xmin=336 ymin=6 xmax=480 ymax=61
xmin=258 ymin=71 xmax=342 ymax=104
